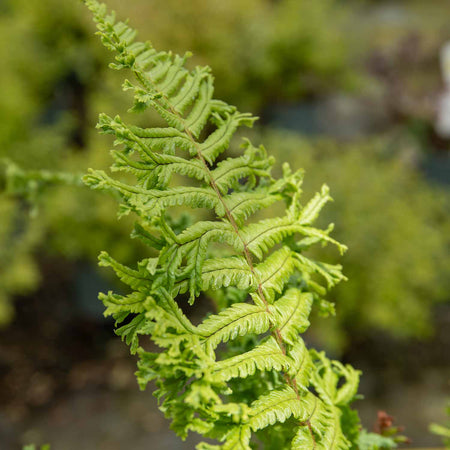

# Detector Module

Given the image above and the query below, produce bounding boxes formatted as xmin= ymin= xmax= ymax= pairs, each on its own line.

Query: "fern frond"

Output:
xmin=197 ymin=256 xmax=254 ymax=292
xmin=225 ymin=190 xmax=282 ymax=226
xmin=151 ymin=287 xmax=199 ymax=336
xmin=299 ymin=184 xmax=332 ymax=225
xmin=201 ymin=112 xmax=257 ymax=165
xmin=211 ymin=337 xmax=291 ymax=382
xmin=158 ymin=220 xmax=240 ymax=301
xmin=310 ymin=350 xmax=361 ymax=407
xmin=115 ymin=313 xmax=152 ymax=354
xmin=286 ymin=339 xmax=314 ymax=389
xmin=132 ymin=186 xmax=224 ymax=217
xmin=218 ymin=427 xmax=252 ymax=450
xmin=98 ymin=251 xmax=152 ymax=291
xmin=242 ymin=216 xmax=301 ymax=260
xmin=198 ymin=303 xmax=272 ymax=353
xmin=248 ymin=386 xmax=300 ymax=431
xmin=210 ymin=141 xmax=274 ymax=194
xmin=255 ymin=247 xmax=297 ymax=302
xmin=99 ymin=290 xmax=150 ymax=317
xmin=292 ymin=405 xmax=349 ymax=450
xmin=84 ymin=1 xmax=361 ymax=448
xmin=294 ymin=253 xmax=347 ymax=289
xmin=271 ymin=289 xmax=313 ymax=345
xmin=111 ymin=148 xmax=208 ymax=186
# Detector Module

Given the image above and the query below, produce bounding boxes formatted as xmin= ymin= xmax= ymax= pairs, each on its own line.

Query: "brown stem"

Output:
xmin=307 ymin=420 xmax=317 ymax=449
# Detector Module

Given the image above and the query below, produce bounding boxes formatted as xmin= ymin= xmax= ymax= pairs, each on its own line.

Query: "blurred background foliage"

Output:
xmin=0 ymin=0 xmax=448 ymax=448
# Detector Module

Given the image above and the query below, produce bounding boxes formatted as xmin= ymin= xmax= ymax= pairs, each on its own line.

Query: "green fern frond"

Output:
xmin=211 ymin=337 xmax=291 ymax=382
xmin=249 ymin=386 xmax=301 ymax=431
xmin=84 ymin=1 xmax=362 ymax=448
xmin=198 ymin=302 xmax=272 ymax=353
xmin=292 ymin=405 xmax=349 ymax=450
xmin=225 ymin=189 xmax=282 ymax=226
xmin=211 ymin=141 xmax=274 ymax=194
xmin=255 ymin=247 xmax=298 ymax=302
xmin=98 ymin=251 xmax=152 ymax=291
xmin=286 ymin=339 xmax=314 ymax=388
xmin=271 ymin=289 xmax=313 ymax=345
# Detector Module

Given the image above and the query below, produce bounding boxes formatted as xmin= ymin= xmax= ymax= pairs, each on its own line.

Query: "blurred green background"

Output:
xmin=0 ymin=0 xmax=448 ymax=448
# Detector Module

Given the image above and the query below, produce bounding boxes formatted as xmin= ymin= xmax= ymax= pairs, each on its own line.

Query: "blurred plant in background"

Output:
xmin=0 ymin=0 xmax=97 ymax=324
xmin=0 ymin=193 xmax=41 ymax=325
xmin=430 ymin=402 xmax=450 ymax=449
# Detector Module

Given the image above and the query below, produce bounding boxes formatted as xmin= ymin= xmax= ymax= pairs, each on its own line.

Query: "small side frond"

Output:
xmin=311 ymin=351 xmax=361 ymax=407
xmin=99 ymin=290 xmax=151 ymax=317
xmin=225 ymin=190 xmax=282 ymax=226
xmin=157 ymin=220 xmax=240 ymax=301
xmin=299 ymin=184 xmax=332 ymax=225
xmin=292 ymin=405 xmax=349 ymax=450
xmin=201 ymin=112 xmax=257 ymax=165
xmin=249 ymin=386 xmax=314 ymax=432
xmin=210 ymin=337 xmax=289 ymax=382
xmin=294 ymin=253 xmax=346 ymax=290
xmin=255 ymin=247 xmax=297 ymax=302
xmin=200 ymin=256 xmax=254 ymax=292
xmin=115 ymin=313 xmax=153 ymax=354
xmin=242 ymin=216 xmax=300 ymax=260
xmin=286 ymin=339 xmax=314 ymax=390
xmin=210 ymin=141 xmax=274 ymax=194
xmin=98 ymin=251 xmax=152 ymax=291
xmin=127 ymin=186 xmax=224 ymax=218
xmin=271 ymin=289 xmax=313 ymax=345
xmin=217 ymin=426 xmax=252 ymax=450
xmin=198 ymin=303 xmax=272 ymax=352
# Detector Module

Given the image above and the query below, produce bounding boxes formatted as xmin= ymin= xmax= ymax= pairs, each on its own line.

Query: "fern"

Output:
xmin=83 ymin=1 xmax=362 ymax=448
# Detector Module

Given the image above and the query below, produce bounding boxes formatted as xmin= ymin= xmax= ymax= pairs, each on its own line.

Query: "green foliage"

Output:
xmin=0 ymin=0 xmax=109 ymax=324
xmin=0 ymin=195 xmax=41 ymax=325
xmin=262 ymin=131 xmax=450 ymax=351
xmin=83 ymin=1 xmax=364 ymax=447
xmin=357 ymin=431 xmax=397 ymax=450
xmin=0 ymin=158 xmax=81 ymax=324
xmin=2 ymin=158 xmax=82 ymax=206
xmin=430 ymin=402 xmax=450 ymax=449
xmin=22 ymin=445 xmax=50 ymax=450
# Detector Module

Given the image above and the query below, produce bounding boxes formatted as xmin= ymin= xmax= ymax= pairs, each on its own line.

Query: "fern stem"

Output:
xmin=307 ymin=420 xmax=317 ymax=449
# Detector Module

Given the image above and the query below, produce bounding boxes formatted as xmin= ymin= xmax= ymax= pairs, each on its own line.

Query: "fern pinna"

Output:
xmin=84 ymin=1 xmax=361 ymax=448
